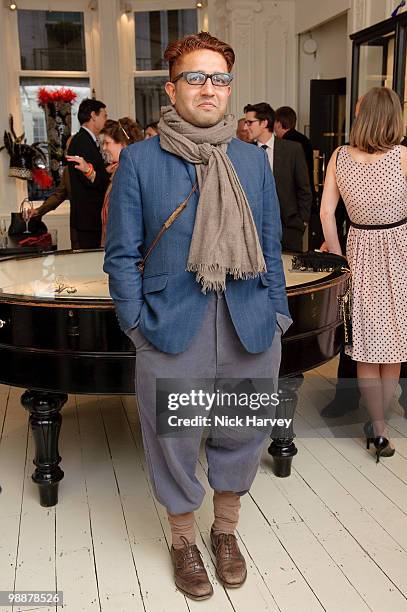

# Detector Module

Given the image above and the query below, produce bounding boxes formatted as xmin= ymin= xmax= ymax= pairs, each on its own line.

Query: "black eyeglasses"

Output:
xmin=244 ymin=119 xmax=260 ymax=126
xmin=171 ymin=71 xmax=233 ymax=87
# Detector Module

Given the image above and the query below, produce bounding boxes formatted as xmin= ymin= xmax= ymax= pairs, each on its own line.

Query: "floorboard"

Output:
xmin=1 ymin=357 xmax=407 ymax=612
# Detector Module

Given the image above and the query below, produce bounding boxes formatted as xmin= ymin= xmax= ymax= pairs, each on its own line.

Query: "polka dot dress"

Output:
xmin=336 ymin=145 xmax=407 ymax=363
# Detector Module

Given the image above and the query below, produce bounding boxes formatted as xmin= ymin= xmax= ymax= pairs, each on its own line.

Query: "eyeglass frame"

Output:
xmin=171 ymin=71 xmax=234 ymax=87
xmin=244 ymin=119 xmax=260 ymax=126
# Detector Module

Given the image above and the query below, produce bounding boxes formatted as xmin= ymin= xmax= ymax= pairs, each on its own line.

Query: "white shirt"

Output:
xmin=257 ymin=133 xmax=275 ymax=170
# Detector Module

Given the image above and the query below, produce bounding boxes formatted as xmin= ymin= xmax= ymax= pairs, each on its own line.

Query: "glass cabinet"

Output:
xmin=350 ymin=11 xmax=407 ymax=134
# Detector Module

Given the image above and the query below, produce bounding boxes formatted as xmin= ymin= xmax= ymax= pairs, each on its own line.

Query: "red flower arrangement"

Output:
xmin=32 ymin=168 xmax=53 ymax=188
xmin=37 ymin=87 xmax=77 ymax=106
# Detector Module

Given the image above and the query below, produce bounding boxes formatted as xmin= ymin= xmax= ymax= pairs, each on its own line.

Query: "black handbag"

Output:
xmin=8 ymin=199 xmax=48 ymax=237
xmin=291 ymin=250 xmax=348 ymax=272
xmin=291 ymin=250 xmax=352 ymax=347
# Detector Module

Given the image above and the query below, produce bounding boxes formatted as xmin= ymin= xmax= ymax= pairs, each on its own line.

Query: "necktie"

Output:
xmin=261 ymin=144 xmax=268 ymax=150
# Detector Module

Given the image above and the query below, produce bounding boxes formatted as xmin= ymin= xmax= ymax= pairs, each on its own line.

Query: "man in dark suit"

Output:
xmin=275 ymin=106 xmax=315 ymax=201
xmin=67 ymin=98 xmax=110 ymax=249
xmin=244 ymin=102 xmax=312 ymax=252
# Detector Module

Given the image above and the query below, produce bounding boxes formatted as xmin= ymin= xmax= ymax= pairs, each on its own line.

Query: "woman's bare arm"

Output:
xmin=320 ymin=148 xmax=342 ymax=256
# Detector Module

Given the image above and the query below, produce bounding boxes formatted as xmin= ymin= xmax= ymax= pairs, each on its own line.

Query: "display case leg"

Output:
xmin=268 ymin=375 xmax=303 ymax=477
xmin=21 ymin=390 xmax=67 ymax=507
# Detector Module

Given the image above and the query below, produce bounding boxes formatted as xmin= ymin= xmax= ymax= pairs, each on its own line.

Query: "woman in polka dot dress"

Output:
xmin=320 ymin=87 xmax=407 ymax=461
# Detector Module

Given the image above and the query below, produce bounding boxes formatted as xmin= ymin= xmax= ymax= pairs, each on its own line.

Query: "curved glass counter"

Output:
xmin=0 ymin=250 xmax=335 ymax=305
xmin=0 ymin=250 xmax=110 ymax=304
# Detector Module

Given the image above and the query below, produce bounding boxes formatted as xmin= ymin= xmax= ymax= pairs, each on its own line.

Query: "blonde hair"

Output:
xmin=350 ymin=87 xmax=404 ymax=153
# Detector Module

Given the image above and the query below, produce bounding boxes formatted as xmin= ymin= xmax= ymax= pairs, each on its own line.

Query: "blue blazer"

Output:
xmin=103 ymin=136 xmax=291 ymax=354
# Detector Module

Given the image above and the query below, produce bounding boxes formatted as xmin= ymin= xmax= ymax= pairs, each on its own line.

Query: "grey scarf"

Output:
xmin=158 ymin=105 xmax=266 ymax=292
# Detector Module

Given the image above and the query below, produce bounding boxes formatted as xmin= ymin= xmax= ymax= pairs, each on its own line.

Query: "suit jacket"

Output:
xmin=36 ymin=166 xmax=71 ymax=216
xmin=104 ymin=136 xmax=291 ymax=355
xmin=272 ymin=138 xmax=312 ymax=247
xmin=67 ymin=127 xmax=110 ymax=232
xmin=283 ymin=128 xmax=315 ymax=199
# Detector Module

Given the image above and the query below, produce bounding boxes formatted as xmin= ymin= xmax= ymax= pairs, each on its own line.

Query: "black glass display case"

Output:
xmin=350 ymin=11 xmax=407 ymax=129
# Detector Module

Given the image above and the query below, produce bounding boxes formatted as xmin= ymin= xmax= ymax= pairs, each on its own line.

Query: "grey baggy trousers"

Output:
xmin=130 ymin=293 xmax=283 ymax=515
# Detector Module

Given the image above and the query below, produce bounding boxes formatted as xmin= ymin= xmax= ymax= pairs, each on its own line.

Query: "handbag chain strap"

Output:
xmin=338 ymin=275 xmax=352 ymax=345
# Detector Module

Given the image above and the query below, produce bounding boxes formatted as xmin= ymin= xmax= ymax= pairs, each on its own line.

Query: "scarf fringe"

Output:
xmin=187 ymin=263 xmax=267 ymax=293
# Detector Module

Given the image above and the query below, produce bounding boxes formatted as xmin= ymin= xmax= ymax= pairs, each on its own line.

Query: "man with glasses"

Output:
xmin=244 ymin=102 xmax=312 ymax=252
xmin=104 ymin=32 xmax=291 ymax=600
xmin=236 ymin=117 xmax=253 ymax=142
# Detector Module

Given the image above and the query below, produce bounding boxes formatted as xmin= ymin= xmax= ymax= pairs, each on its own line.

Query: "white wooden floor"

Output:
xmin=1 ymin=357 xmax=407 ymax=612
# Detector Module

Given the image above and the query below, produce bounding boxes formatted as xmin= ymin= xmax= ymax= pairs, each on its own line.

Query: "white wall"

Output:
xmin=296 ymin=0 xmax=406 ymax=35
xmin=296 ymin=0 xmax=350 ymax=33
xmin=217 ymin=0 xmax=297 ymax=117
xmin=0 ymin=6 xmax=28 ymax=216
xmin=297 ymin=13 xmax=348 ymax=133
xmin=295 ymin=0 xmax=407 ymax=137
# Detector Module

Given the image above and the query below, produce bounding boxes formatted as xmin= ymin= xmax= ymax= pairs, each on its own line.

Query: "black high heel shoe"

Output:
xmin=366 ymin=436 xmax=395 ymax=463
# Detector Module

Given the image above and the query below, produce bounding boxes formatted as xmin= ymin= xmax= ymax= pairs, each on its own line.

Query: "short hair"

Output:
xmin=100 ymin=117 xmax=143 ymax=145
xmin=145 ymin=121 xmax=159 ymax=132
xmin=275 ymin=106 xmax=297 ymax=130
xmin=244 ymin=103 xmax=275 ymax=132
xmin=77 ymin=98 xmax=106 ymax=125
xmin=350 ymin=87 xmax=404 ymax=153
xmin=164 ymin=31 xmax=235 ymax=79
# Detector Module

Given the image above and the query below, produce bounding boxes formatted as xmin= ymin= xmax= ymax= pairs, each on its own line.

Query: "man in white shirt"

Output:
xmin=244 ymin=102 xmax=312 ymax=251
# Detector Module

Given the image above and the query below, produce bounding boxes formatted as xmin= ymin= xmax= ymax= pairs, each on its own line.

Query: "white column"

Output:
xmin=94 ymin=0 xmax=134 ymax=119
xmin=117 ymin=10 xmax=136 ymax=119
xmin=0 ymin=5 xmax=27 ymax=216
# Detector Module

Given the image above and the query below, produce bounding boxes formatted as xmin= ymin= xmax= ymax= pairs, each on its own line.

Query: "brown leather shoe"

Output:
xmin=171 ymin=536 xmax=213 ymax=600
xmin=210 ymin=529 xmax=247 ymax=588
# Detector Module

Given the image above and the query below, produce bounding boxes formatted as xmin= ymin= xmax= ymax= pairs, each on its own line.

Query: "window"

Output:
xmin=18 ymin=10 xmax=86 ymax=71
xmin=134 ymin=76 xmax=168 ymax=127
xmin=19 ymin=77 xmax=90 ymax=144
xmin=135 ymin=9 xmax=198 ymax=71
xmin=17 ymin=8 xmax=88 ymax=199
xmin=20 ymin=78 xmax=90 ymax=200
xmin=134 ymin=8 xmax=198 ymax=127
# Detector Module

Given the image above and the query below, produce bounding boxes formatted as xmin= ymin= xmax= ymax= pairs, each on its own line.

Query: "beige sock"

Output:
xmin=167 ymin=511 xmax=196 ymax=549
xmin=212 ymin=490 xmax=241 ymax=535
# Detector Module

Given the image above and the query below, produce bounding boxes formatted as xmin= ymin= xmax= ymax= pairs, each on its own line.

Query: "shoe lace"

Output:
xmin=215 ymin=533 xmax=238 ymax=559
xmin=179 ymin=536 xmax=203 ymax=572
